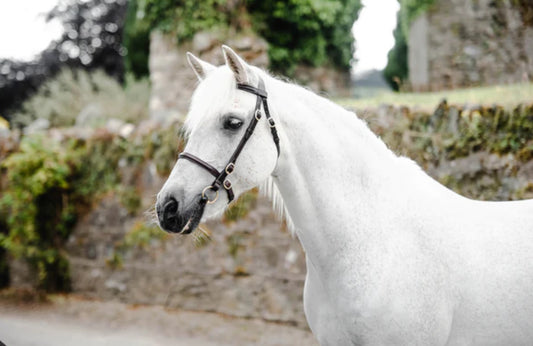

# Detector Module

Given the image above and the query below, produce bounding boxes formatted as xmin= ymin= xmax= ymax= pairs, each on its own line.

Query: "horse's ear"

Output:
xmin=221 ymin=45 xmax=250 ymax=84
xmin=186 ymin=52 xmax=215 ymax=81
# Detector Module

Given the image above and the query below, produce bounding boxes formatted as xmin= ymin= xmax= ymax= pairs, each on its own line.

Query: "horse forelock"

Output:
xmin=184 ymin=66 xmax=237 ymax=136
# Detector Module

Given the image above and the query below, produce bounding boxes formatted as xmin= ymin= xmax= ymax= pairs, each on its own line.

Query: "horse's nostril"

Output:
xmin=163 ymin=197 xmax=178 ymax=216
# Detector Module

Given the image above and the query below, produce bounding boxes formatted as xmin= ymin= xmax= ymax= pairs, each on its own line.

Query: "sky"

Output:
xmin=0 ymin=0 xmax=62 ymax=61
xmin=0 ymin=0 xmax=400 ymax=74
xmin=352 ymin=0 xmax=400 ymax=75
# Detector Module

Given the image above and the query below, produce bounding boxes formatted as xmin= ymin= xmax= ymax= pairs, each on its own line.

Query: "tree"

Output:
xmin=46 ymin=0 xmax=128 ymax=80
xmin=383 ymin=12 xmax=408 ymax=91
xmin=123 ymin=0 xmax=150 ymax=79
xmin=247 ymin=0 xmax=362 ymax=74
xmin=0 ymin=0 xmax=129 ymax=120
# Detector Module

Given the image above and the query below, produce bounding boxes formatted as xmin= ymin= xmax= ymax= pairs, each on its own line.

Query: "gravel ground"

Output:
xmin=0 ymin=295 xmax=317 ymax=346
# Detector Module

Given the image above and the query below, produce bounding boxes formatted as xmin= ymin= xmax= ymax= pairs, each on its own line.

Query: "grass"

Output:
xmin=336 ymin=82 xmax=533 ymax=111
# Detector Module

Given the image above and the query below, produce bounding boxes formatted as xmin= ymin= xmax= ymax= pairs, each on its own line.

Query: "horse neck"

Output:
xmin=267 ymin=79 xmax=401 ymax=273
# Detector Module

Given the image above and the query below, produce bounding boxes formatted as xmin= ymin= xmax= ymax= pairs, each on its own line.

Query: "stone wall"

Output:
xmin=408 ymin=0 xmax=533 ymax=91
xmin=63 ymin=153 xmax=309 ymax=326
xmin=66 ymin=193 xmax=308 ymax=326
xmin=149 ymin=31 xmax=269 ymax=123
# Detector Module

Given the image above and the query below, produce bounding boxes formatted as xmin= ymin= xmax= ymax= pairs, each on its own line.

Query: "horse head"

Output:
xmin=156 ymin=46 xmax=280 ymax=234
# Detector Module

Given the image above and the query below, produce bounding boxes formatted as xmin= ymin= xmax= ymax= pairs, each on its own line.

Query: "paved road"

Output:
xmin=0 ymin=296 xmax=317 ymax=346
xmin=0 ymin=308 xmax=217 ymax=346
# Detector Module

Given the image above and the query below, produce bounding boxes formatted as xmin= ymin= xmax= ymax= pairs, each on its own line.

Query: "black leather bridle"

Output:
xmin=178 ymin=76 xmax=280 ymax=205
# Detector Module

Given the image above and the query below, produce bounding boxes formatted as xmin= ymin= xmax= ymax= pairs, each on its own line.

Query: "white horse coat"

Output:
xmin=156 ymin=47 xmax=533 ymax=345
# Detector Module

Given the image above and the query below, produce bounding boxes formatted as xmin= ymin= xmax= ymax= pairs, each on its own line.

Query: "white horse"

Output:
xmin=156 ymin=46 xmax=533 ymax=345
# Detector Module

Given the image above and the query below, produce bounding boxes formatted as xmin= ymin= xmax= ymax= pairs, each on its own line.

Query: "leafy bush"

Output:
xmin=0 ymin=136 xmax=81 ymax=290
xmin=0 ymin=121 xmax=183 ymax=290
xmin=11 ymin=69 xmax=149 ymax=128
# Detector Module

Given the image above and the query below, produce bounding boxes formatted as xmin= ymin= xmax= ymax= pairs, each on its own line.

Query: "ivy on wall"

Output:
xmin=398 ymin=0 xmax=436 ymax=36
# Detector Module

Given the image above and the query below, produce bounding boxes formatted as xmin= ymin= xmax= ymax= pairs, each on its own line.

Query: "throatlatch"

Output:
xmin=178 ymin=76 xmax=280 ymax=205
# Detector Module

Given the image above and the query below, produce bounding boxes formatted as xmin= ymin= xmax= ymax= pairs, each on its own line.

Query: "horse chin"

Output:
xmin=180 ymin=211 xmax=203 ymax=234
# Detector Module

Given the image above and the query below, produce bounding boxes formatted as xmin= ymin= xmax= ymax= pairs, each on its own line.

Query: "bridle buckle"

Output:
xmin=223 ymin=179 xmax=232 ymax=190
xmin=225 ymin=163 xmax=235 ymax=175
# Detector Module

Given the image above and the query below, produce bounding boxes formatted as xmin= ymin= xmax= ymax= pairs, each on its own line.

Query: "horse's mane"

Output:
xmin=260 ymin=176 xmax=296 ymax=236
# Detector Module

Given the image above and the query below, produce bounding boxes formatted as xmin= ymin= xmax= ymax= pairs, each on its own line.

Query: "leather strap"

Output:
xmin=179 ymin=152 xmax=236 ymax=202
xmin=236 ymin=83 xmax=268 ymax=98
xmin=179 ymin=76 xmax=278 ymax=204
xmin=178 ymin=152 xmax=220 ymax=178
xmin=238 ymin=80 xmax=280 ymax=156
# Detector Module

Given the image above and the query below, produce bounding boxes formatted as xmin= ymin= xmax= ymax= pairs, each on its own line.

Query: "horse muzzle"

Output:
xmin=156 ymin=195 xmax=205 ymax=234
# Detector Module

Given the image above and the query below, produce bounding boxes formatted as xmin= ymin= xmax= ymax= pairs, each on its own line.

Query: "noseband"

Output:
xmin=178 ymin=77 xmax=280 ymax=205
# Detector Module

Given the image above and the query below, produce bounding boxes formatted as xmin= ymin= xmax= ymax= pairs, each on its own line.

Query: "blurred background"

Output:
xmin=0 ymin=0 xmax=532 ymax=344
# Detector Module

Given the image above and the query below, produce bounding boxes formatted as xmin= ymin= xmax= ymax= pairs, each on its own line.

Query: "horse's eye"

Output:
xmin=223 ymin=117 xmax=244 ymax=130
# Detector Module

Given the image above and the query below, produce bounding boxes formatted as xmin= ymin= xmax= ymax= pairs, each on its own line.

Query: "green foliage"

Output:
xmin=139 ymin=0 xmax=361 ymax=75
xmin=248 ymin=0 xmax=362 ymax=74
xmin=0 ymin=122 xmax=184 ymax=290
xmin=123 ymin=0 xmax=151 ymax=79
xmin=141 ymin=0 xmax=232 ymax=39
xmin=374 ymin=102 xmax=533 ymax=164
xmin=399 ymin=0 xmax=436 ymax=36
xmin=123 ymin=221 xmax=169 ymax=249
xmin=108 ymin=221 xmax=169 ymax=269
xmin=223 ymin=190 xmax=258 ymax=223
xmin=0 ymin=136 xmax=82 ymax=290
xmin=11 ymin=69 xmax=149 ymax=128
xmin=384 ymin=12 xmax=408 ymax=91
xmin=227 ymin=232 xmax=246 ymax=259
xmin=118 ymin=187 xmax=142 ymax=214
xmin=149 ymin=126 xmax=185 ymax=176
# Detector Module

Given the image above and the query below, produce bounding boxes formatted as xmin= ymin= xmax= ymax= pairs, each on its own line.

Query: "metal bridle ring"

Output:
xmin=201 ymin=186 xmax=219 ymax=204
